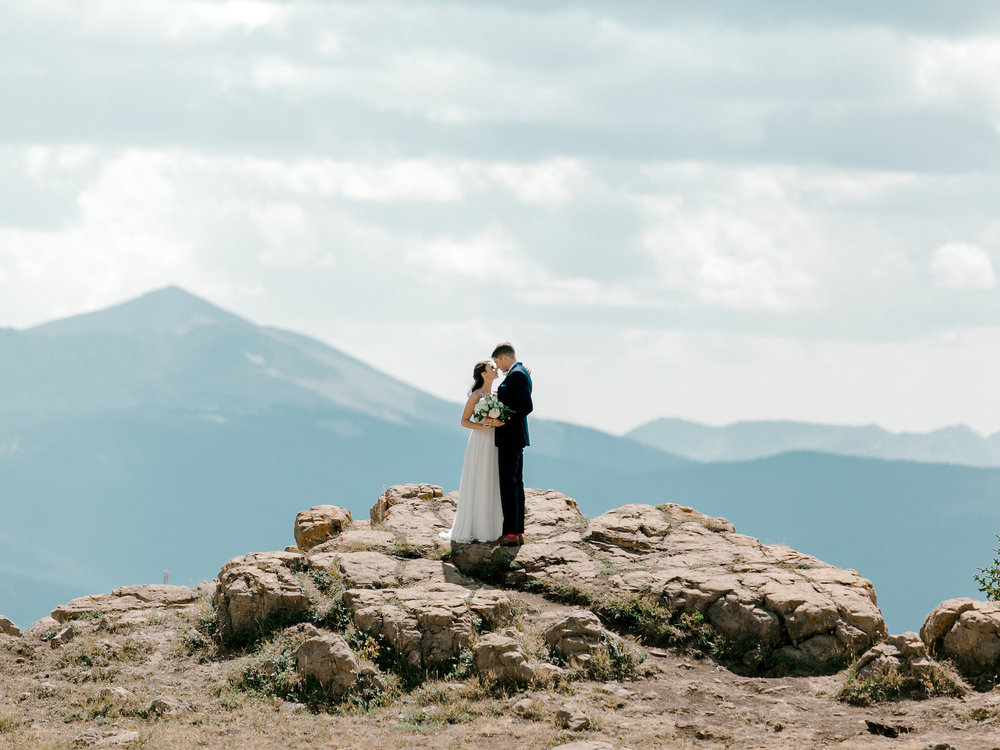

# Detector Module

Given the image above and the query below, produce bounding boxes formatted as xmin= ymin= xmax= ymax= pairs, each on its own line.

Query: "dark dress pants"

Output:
xmin=498 ymin=445 xmax=525 ymax=536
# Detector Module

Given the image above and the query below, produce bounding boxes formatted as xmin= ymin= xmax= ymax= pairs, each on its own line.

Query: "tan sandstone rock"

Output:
xmin=294 ymin=505 xmax=352 ymax=551
xmin=543 ymin=610 xmax=610 ymax=665
xmin=150 ymin=695 xmax=190 ymax=716
xmin=290 ymin=623 xmax=359 ymax=694
xmin=51 ymin=585 xmax=198 ymax=623
xmin=344 ymin=582 xmax=512 ymax=669
xmin=445 ymin=494 xmax=886 ymax=670
xmin=310 ymin=527 xmax=398 ymax=555
xmin=555 ymin=704 xmax=591 ymax=731
xmin=214 ymin=551 xmax=309 ymax=641
xmin=921 ymin=598 xmax=1000 ymax=685
xmin=309 ymin=550 xmax=400 ymax=589
xmin=0 ymin=615 xmax=20 ymax=637
xmin=855 ymin=632 xmax=966 ymax=696
xmin=473 ymin=630 xmax=542 ymax=684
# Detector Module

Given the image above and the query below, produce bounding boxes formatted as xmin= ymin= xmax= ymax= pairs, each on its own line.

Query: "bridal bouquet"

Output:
xmin=473 ymin=394 xmax=512 ymax=423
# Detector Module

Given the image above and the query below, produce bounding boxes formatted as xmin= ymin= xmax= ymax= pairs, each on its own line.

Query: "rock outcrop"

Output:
xmin=206 ymin=483 xmax=885 ymax=676
xmin=921 ymin=598 xmax=1000 ymax=686
xmin=443 ymin=493 xmax=886 ymax=669
xmin=51 ymin=585 xmax=198 ymax=624
xmin=344 ymin=583 xmax=512 ymax=669
xmin=213 ymin=551 xmax=310 ymax=640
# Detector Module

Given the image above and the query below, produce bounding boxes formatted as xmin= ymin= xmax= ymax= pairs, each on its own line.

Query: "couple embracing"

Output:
xmin=441 ymin=342 xmax=533 ymax=546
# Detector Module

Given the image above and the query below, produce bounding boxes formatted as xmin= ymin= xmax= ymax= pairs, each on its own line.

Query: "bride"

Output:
xmin=440 ymin=360 xmax=504 ymax=543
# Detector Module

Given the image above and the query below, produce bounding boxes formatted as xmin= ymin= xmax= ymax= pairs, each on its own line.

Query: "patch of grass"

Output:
xmin=348 ymin=630 xmax=425 ymax=691
xmin=92 ymin=616 xmax=138 ymax=634
xmin=85 ymin=694 xmax=148 ymax=721
xmin=394 ymin=707 xmax=441 ymax=734
xmin=232 ymin=627 xmax=397 ymax=713
xmin=838 ymin=662 xmax=966 ymax=705
xmin=56 ymin=638 xmax=153 ymax=670
xmin=390 ymin=540 xmax=422 ymax=559
xmin=581 ymin=634 xmax=644 ymax=682
xmin=523 ymin=577 xmax=591 ymax=607
xmin=970 ymin=706 xmax=994 ymax=722
xmin=408 ymin=682 xmax=499 ymax=725
xmin=428 ymin=546 xmax=455 ymax=562
xmin=0 ymin=715 xmax=16 ymax=733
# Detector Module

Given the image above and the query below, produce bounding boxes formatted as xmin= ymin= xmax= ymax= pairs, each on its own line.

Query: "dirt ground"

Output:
xmin=2 ymin=591 xmax=1000 ymax=750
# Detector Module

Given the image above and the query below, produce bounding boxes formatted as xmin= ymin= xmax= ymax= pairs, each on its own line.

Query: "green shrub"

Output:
xmin=974 ymin=534 xmax=1000 ymax=601
xmin=838 ymin=662 xmax=966 ymax=706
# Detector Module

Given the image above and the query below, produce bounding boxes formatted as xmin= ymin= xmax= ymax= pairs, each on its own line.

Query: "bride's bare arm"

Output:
xmin=461 ymin=391 xmax=493 ymax=430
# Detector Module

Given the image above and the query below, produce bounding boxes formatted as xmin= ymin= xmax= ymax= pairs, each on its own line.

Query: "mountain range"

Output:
xmin=1 ymin=287 xmax=997 ymax=635
xmin=627 ymin=417 xmax=1000 ymax=466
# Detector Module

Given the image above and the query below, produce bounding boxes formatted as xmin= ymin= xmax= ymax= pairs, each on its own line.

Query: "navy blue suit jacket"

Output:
xmin=494 ymin=362 xmax=533 ymax=449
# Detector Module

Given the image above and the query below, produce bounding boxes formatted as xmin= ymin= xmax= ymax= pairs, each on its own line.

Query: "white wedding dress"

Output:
xmin=440 ymin=407 xmax=503 ymax=543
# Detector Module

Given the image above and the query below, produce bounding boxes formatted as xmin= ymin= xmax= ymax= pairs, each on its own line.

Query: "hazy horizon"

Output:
xmin=10 ymin=285 xmax=1000 ymax=441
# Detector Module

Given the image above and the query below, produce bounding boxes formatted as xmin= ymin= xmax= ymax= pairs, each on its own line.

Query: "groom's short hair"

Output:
xmin=491 ymin=342 xmax=515 ymax=359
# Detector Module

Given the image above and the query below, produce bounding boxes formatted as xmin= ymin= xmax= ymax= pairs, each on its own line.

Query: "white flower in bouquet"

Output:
xmin=473 ymin=394 xmax=512 ymax=423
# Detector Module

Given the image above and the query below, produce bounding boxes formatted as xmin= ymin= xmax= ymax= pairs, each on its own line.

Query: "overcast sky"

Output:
xmin=3 ymin=1 xmax=1000 ymax=435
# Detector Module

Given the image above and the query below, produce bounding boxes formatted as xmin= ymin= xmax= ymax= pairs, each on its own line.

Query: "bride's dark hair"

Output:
xmin=470 ymin=360 xmax=490 ymax=394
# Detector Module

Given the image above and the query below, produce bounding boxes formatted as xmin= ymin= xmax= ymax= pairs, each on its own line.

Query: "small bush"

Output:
xmin=974 ymin=534 xmax=1000 ymax=601
xmin=838 ymin=662 xmax=966 ymax=706
xmin=582 ymin=634 xmax=644 ymax=681
xmin=0 ymin=715 xmax=16 ymax=733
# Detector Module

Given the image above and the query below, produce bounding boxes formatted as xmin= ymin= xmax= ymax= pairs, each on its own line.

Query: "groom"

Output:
xmin=491 ymin=342 xmax=533 ymax=545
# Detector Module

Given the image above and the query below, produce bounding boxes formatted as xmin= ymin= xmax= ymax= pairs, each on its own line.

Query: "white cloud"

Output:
xmin=916 ymin=37 xmax=1000 ymax=113
xmin=639 ymin=170 xmax=822 ymax=311
xmin=484 ymin=159 xmax=587 ymax=206
xmin=405 ymin=226 xmax=532 ymax=283
xmin=256 ymin=203 xmax=328 ymax=269
xmin=931 ymin=243 xmax=996 ymax=289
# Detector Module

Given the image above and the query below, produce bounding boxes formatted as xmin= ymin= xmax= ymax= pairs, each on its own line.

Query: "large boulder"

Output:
xmin=920 ymin=598 xmax=1000 ymax=686
xmin=543 ymin=610 xmax=610 ymax=665
xmin=0 ymin=615 xmax=21 ymax=637
xmin=214 ymin=551 xmax=310 ymax=641
xmin=51 ymin=585 xmax=198 ymax=623
xmin=473 ymin=630 xmax=551 ymax=684
xmin=294 ymin=505 xmax=352 ymax=551
xmin=290 ymin=624 xmax=359 ymax=694
xmin=344 ymin=583 xmax=513 ymax=669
